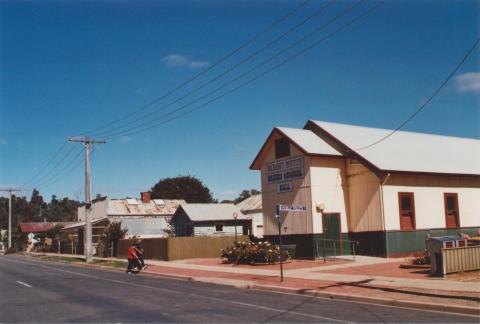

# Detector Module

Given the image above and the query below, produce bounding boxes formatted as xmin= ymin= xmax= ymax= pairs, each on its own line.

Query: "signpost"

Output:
xmin=275 ymin=204 xmax=306 ymax=282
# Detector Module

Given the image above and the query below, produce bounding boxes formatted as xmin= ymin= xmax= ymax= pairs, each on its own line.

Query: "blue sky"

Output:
xmin=1 ymin=0 xmax=479 ymax=202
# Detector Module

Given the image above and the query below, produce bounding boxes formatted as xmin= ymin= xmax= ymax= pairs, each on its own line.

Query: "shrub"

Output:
xmin=221 ymin=241 xmax=290 ymax=265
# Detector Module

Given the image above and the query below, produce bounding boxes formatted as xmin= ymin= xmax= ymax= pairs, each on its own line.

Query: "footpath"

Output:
xmin=31 ymin=253 xmax=480 ymax=316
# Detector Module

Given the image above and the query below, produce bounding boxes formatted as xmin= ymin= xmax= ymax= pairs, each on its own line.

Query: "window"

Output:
xmin=444 ymin=193 xmax=460 ymax=228
xmin=398 ymin=192 xmax=415 ymax=230
xmin=275 ymin=138 xmax=290 ymax=159
xmin=215 ymin=224 xmax=223 ymax=232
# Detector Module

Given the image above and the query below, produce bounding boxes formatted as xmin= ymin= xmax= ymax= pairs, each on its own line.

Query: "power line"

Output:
xmin=77 ymin=0 xmax=312 ymax=137
xmin=91 ymin=0 xmax=337 ymax=138
xmin=104 ymin=0 xmax=375 ymax=139
xmin=28 ymin=147 xmax=84 ymax=190
xmin=26 ymin=145 xmax=80 ymax=189
xmin=21 ymin=140 xmax=68 ymax=187
xmin=355 ymin=36 xmax=480 ymax=151
xmin=18 ymin=1 xmax=311 ymax=192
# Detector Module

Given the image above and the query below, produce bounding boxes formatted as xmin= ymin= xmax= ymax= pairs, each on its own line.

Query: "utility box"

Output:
xmin=428 ymin=236 xmax=474 ymax=275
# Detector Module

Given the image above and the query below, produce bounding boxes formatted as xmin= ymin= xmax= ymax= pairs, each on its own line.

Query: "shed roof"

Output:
xmin=20 ymin=222 xmax=76 ymax=233
xmin=236 ymin=194 xmax=262 ymax=212
xmin=61 ymin=217 xmax=109 ymax=231
xmin=310 ymin=120 xmax=480 ymax=175
xmin=179 ymin=204 xmax=247 ymax=222
xmin=106 ymin=199 xmax=185 ymax=216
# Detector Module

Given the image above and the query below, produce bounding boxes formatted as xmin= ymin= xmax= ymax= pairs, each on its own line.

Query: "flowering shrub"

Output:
xmin=221 ymin=241 xmax=290 ymax=265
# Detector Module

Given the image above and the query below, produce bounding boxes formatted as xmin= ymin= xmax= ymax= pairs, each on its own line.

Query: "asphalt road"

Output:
xmin=0 ymin=255 xmax=477 ymax=323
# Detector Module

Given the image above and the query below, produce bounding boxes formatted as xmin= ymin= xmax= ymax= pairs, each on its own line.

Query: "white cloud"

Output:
xmin=162 ymin=54 xmax=210 ymax=69
xmin=455 ymin=72 xmax=480 ymax=93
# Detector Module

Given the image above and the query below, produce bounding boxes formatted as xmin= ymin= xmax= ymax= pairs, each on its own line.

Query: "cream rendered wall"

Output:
xmin=382 ymin=174 xmax=480 ymax=230
xmin=261 ymin=132 xmax=312 ymax=236
xmin=345 ymin=163 xmax=383 ymax=232
xmin=309 ymin=157 xmax=349 ymax=233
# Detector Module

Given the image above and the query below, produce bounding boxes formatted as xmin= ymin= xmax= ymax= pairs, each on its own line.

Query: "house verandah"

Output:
xmin=250 ymin=120 xmax=480 ymax=258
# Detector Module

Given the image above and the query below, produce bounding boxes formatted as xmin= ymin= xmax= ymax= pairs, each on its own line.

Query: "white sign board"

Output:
xmin=277 ymin=204 xmax=306 ymax=212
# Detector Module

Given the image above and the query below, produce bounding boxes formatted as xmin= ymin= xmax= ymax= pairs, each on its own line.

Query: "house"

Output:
xmin=172 ymin=204 xmax=252 ymax=237
xmin=236 ymin=194 xmax=264 ymax=237
xmin=250 ymin=120 xmax=480 ymax=258
xmin=77 ymin=192 xmax=185 ymax=238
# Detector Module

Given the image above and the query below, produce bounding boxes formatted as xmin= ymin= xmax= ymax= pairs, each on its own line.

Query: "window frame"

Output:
xmin=398 ymin=192 xmax=416 ymax=231
xmin=443 ymin=193 xmax=460 ymax=228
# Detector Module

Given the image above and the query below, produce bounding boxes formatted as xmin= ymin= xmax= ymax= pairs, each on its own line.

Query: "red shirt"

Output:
xmin=127 ymin=246 xmax=137 ymax=260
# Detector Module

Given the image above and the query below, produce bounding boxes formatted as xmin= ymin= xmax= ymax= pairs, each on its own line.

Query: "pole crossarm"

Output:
xmin=68 ymin=137 xmax=107 ymax=144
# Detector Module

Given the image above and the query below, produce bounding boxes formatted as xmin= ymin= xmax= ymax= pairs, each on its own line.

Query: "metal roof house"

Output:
xmin=250 ymin=120 xmax=480 ymax=258
xmin=77 ymin=192 xmax=185 ymax=238
xmin=172 ymin=204 xmax=252 ymax=237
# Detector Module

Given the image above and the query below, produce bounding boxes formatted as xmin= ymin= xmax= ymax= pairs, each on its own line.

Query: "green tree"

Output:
xmin=150 ymin=175 xmax=214 ymax=203
xmin=100 ymin=221 xmax=128 ymax=257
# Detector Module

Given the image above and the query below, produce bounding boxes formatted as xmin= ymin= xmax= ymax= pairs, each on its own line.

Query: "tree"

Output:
xmin=100 ymin=221 xmax=127 ymax=257
xmin=234 ymin=189 xmax=261 ymax=204
xmin=150 ymin=175 xmax=214 ymax=203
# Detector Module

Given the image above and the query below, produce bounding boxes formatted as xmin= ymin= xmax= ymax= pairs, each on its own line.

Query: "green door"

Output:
xmin=322 ymin=213 xmax=341 ymax=257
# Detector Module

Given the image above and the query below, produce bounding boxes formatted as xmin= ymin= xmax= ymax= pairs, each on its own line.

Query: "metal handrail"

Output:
xmin=316 ymin=238 xmax=359 ymax=261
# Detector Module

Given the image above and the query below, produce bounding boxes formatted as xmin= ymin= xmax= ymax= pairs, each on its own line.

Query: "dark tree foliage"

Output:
xmin=0 ymin=189 xmax=80 ymax=232
xmin=150 ymin=175 xmax=214 ymax=203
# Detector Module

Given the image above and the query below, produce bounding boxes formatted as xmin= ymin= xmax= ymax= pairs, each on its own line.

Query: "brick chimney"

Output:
xmin=140 ymin=191 xmax=151 ymax=203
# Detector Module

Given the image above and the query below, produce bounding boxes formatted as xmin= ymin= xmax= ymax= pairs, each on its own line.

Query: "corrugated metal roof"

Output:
xmin=61 ymin=217 xmax=109 ymax=231
xmin=180 ymin=204 xmax=247 ymax=222
xmin=20 ymin=222 xmax=76 ymax=233
xmin=236 ymin=194 xmax=262 ymax=212
xmin=277 ymin=127 xmax=342 ymax=156
xmin=311 ymin=120 xmax=480 ymax=175
xmin=107 ymin=199 xmax=185 ymax=216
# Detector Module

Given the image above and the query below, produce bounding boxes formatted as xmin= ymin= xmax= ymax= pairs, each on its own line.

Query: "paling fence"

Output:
xmin=118 ymin=235 xmax=249 ymax=261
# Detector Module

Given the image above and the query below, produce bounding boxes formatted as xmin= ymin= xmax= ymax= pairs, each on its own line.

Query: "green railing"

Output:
xmin=315 ymin=239 xmax=359 ymax=261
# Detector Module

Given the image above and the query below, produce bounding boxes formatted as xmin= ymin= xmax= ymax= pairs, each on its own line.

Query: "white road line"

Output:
xmin=16 ymin=281 xmax=32 ymax=288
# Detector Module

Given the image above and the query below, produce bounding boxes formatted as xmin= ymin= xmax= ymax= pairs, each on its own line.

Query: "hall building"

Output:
xmin=250 ymin=120 xmax=480 ymax=258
